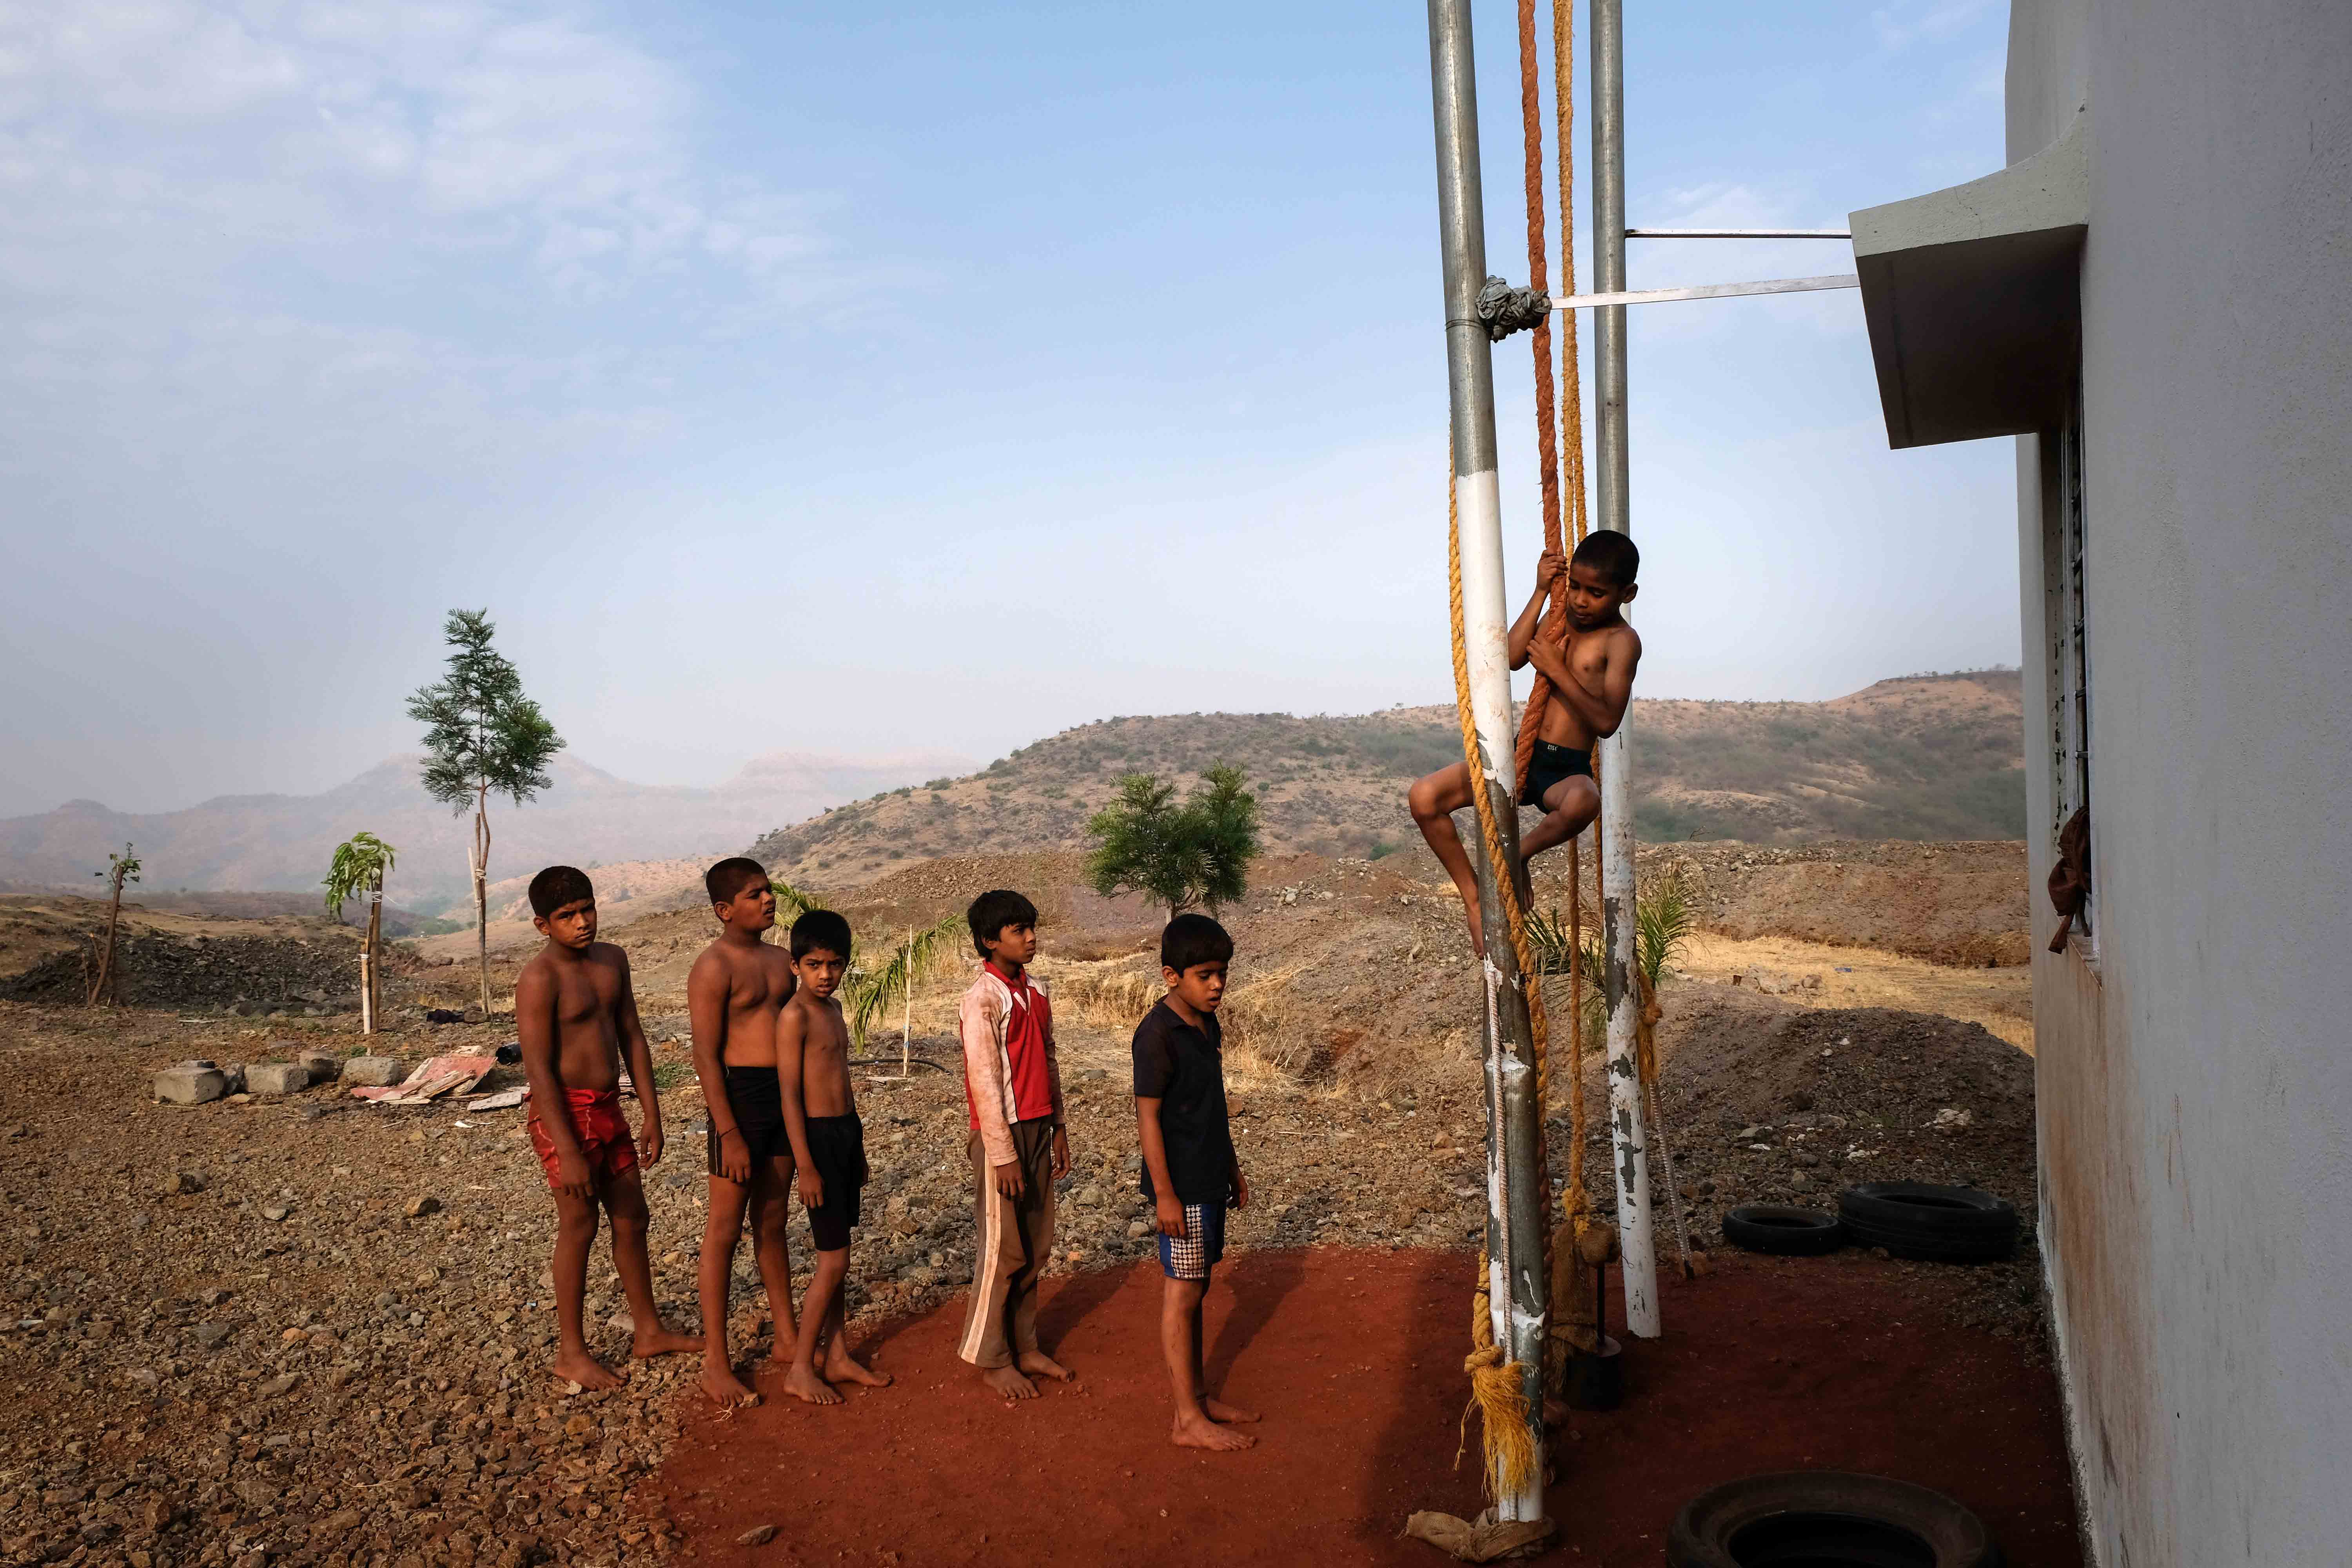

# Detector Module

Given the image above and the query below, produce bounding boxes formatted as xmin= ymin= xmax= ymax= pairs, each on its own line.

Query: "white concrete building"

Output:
xmin=1850 ymin=3 xmax=2352 ymax=1563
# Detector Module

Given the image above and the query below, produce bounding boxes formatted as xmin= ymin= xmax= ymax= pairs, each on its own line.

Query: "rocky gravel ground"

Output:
xmin=0 ymin=964 xmax=2046 ymax=1568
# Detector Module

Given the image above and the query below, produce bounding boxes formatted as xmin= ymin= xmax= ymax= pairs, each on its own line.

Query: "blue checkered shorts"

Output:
xmin=1158 ymin=1201 xmax=1227 ymax=1280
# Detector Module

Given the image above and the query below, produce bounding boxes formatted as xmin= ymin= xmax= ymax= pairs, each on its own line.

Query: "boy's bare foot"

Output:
xmin=782 ymin=1365 xmax=843 ymax=1406
xmin=1172 ymin=1411 xmax=1257 ymax=1451
xmin=1203 ymin=1397 xmax=1259 ymax=1424
xmin=698 ymin=1361 xmax=760 ymax=1407
xmin=982 ymin=1365 xmax=1039 ymax=1400
xmin=632 ymin=1326 xmax=703 ymax=1359
xmin=1016 ymin=1351 xmax=1074 ymax=1383
xmin=823 ymin=1347 xmax=891 ymax=1389
xmin=550 ymin=1350 xmax=623 ymax=1392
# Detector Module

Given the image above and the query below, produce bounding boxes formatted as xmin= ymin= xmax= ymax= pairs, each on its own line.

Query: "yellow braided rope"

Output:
xmin=1447 ymin=456 xmax=1552 ymax=1504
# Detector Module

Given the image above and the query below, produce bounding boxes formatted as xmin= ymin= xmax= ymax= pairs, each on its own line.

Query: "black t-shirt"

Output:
xmin=1131 ymin=999 xmax=1236 ymax=1205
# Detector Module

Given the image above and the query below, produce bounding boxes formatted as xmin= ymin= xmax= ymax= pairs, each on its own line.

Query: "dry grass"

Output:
xmin=1675 ymin=931 xmax=2035 ymax=1053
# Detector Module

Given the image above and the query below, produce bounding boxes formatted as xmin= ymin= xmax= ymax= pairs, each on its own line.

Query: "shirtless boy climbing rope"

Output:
xmin=1408 ymin=530 xmax=1643 ymax=955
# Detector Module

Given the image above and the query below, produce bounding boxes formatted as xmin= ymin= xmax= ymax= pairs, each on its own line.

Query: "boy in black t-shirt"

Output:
xmin=1132 ymin=914 xmax=1261 ymax=1452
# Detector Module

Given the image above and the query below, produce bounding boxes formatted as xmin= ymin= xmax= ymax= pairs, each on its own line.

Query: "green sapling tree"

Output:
xmin=406 ymin=610 xmax=564 ymax=1014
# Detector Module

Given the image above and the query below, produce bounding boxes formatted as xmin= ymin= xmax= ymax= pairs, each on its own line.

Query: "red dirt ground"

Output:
xmin=657 ymin=1248 xmax=2083 ymax=1566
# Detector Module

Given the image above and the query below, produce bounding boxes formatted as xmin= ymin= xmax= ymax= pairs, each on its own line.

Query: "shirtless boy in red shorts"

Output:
xmin=516 ymin=865 xmax=700 ymax=1389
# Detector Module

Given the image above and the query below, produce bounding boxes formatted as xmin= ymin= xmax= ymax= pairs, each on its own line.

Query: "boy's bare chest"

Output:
xmin=554 ymin=966 xmax=618 ymax=1025
xmin=728 ymin=952 xmax=794 ymax=1013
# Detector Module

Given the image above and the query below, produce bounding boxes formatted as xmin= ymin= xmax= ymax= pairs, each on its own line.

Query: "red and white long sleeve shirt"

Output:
xmin=958 ymin=962 xmax=1066 ymax=1167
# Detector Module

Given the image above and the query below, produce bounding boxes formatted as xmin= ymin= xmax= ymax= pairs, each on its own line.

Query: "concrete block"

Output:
xmin=246 ymin=1063 xmax=310 ymax=1096
xmin=154 ymin=1065 xmax=228 ymax=1105
xmin=297 ymin=1051 xmax=342 ymax=1084
xmin=344 ymin=1056 xmax=404 ymax=1087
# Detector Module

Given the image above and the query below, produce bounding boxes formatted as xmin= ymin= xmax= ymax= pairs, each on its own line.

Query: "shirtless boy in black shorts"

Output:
xmin=776 ymin=909 xmax=892 ymax=1405
xmin=686 ymin=857 xmax=799 ymax=1406
xmin=1407 ymin=530 xmax=1644 ymax=954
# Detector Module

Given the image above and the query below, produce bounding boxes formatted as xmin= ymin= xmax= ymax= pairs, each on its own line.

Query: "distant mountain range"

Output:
xmin=0 ymin=750 xmax=970 ymax=918
xmin=746 ymin=672 xmax=2027 ymax=887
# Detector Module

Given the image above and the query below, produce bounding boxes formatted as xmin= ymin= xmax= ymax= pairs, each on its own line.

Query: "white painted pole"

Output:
xmin=359 ymin=949 xmax=374 ymax=1036
xmin=1428 ymin=0 xmax=1548 ymax=1521
xmin=1592 ymin=0 xmax=1661 ymax=1339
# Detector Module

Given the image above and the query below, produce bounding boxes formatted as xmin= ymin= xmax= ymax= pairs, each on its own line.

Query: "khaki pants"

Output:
xmin=957 ymin=1119 xmax=1057 ymax=1368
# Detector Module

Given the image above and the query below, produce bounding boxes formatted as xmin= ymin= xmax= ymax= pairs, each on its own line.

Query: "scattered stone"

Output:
xmin=154 ymin=1065 xmax=229 ymax=1105
xmin=259 ymin=1373 xmax=301 ymax=1398
xmin=298 ymin=1051 xmax=343 ymax=1083
xmin=157 ymin=1170 xmax=206 ymax=1195
xmin=247 ymin=1062 xmax=310 ymax=1096
xmin=191 ymin=1322 xmax=232 ymax=1350
xmin=736 ymin=1525 xmax=777 ymax=1546
xmin=405 ymin=1195 xmax=443 ymax=1219
xmin=345 ymin=1056 xmax=405 ymax=1087
xmin=261 ymin=1204 xmax=292 ymax=1222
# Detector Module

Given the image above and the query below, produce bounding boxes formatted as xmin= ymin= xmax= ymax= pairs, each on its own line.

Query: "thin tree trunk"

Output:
xmin=473 ymin=785 xmax=492 ymax=1016
xmin=363 ymin=878 xmax=384 ymax=1034
xmin=88 ymin=872 xmax=124 ymax=1006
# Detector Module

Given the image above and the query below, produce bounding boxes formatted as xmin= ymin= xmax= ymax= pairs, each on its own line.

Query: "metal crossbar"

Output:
xmin=1627 ymin=227 xmax=1851 ymax=239
xmin=1549 ymin=272 xmax=1859 ymax=311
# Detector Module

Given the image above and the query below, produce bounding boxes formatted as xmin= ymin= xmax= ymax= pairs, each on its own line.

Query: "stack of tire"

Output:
xmin=1720 ymin=1182 xmax=2018 ymax=1263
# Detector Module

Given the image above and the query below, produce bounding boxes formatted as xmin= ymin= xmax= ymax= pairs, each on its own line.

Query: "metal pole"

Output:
xmin=1591 ymin=0 xmax=1661 ymax=1340
xmin=1426 ymin=0 xmax=1547 ymax=1521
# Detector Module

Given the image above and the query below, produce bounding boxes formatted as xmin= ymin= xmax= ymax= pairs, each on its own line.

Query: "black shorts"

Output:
xmin=708 ymin=1065 xmax=791 ymax=1178
xmin=802 ymin=1113 xmax=868 ymax=1252
xmin=1520 ymin=740 xmax=1593 ymax=808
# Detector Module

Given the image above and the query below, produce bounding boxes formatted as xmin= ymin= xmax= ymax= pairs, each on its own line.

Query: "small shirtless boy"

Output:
xmin=515 ymin=865 xmax=700 ymax=1390
xmin=685 ymin=857 xmax=799 ymax=1406
xmin=776 ymin=909 xmax=891 ymax=1405
xmin=955 ymin=889 xmax=1074 ymax=1399
xmin=1134 ymin=914 xmax=1259 ymax=1452
xmin=1407 ymin=530 xmax=1644 ymax=952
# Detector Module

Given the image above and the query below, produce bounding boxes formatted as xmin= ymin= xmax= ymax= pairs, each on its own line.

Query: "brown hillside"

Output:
xmin=746 ymin=671 xmax=2024 ymax=888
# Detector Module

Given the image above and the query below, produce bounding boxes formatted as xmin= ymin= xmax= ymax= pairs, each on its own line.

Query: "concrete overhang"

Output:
xmin=1850 ymin=113 xmax=2087 ymax=448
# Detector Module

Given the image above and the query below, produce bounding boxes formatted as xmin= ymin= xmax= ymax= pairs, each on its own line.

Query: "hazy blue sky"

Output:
xmin=0 ymin=0 xmax=2016 ymax=817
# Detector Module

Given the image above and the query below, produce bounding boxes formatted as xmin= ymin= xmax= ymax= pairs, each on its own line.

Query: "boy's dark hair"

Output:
xmin=529 ymin=865 xmax=595 ymax=919
xmin=705 ymin=856 xmax=768 ymax=907
xmin=791 ymin=908 xmax=853 ymax=961
xmin=1160 ymin=913 xmax=1234 ymax=974
xmin=1571 ymin=529 xmax=1640 ymax=588
xmin=967 ymin=889 xmax=1040 ymax=957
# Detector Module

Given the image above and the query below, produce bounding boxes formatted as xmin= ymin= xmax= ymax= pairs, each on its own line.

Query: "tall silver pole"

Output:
xmin=1591 ymin=0 xmax=1661 ymax=1339
xmin=1426 ymin=0 xmax=1548 ymax=1520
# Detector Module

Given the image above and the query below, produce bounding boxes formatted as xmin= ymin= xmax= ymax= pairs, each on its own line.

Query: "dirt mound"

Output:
xmin=1564 ymin=988 xmax=2045 ymax=1341
xmin=0 ymin=895 xmax=423 ymax=1012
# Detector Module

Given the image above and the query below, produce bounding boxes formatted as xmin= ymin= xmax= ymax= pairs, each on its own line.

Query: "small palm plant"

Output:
xmin=324 ymin=832 xmax=397 ymax=1033
xmin=1527 ymin=864 xmax=1698 ymax=1053
xmin=840 ymin=914 xmax=967 ymax=1076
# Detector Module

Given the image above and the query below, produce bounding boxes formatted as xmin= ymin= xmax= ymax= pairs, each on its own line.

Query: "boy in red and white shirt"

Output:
xmin=955 ymin=889 xmax=1073 ymax=1398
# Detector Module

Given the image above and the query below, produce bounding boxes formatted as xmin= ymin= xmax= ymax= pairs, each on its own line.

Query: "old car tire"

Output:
xmin=1668 ymin=1470 xmax=2002 ymax=1568
xmin=1721 ymin=1205 xmax=1846 ymax=1256
xmin=1838 ymin=1183 xmax=2019 ymax=1263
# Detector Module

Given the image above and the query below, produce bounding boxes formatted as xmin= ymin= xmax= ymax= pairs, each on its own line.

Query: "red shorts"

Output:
xmin=530 ymin=1089 xmax=640 ymax=1190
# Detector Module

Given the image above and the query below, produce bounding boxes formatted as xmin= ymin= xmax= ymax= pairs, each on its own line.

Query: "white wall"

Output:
xmin=2009 ymin=3 xmax=2352 ymax=1564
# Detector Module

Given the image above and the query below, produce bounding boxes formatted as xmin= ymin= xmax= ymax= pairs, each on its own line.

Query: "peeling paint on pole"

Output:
xmin=1427 ymin=0 xmax=1549 ymax=1517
